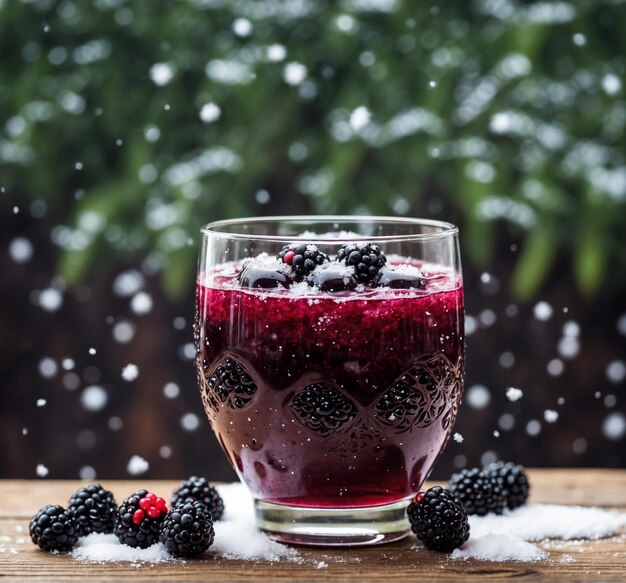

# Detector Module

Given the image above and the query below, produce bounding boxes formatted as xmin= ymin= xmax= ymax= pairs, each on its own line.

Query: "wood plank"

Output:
xmin=3 ymin=469 xmax=625 ymax=518
xmin=0 ymin=470 xmax=625 ymax=581
xmin=525 ymin=469 xmax=626 ymax=507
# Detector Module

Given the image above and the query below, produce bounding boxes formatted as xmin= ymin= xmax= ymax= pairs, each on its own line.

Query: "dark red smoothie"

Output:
xmin=195 ymin=258 xmax=464 ymax=508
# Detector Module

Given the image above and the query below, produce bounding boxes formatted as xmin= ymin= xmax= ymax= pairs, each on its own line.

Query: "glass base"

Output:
xmin=254 ymin=498 xmax=412 ymax=547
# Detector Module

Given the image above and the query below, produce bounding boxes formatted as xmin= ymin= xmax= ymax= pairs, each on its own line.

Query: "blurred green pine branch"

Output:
xmin=1 ymin=0 xmax=625 ymax=300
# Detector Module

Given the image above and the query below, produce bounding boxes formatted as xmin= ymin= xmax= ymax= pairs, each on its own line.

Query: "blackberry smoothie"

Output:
xmin=194 ymin=246 xmax=464 ymax=510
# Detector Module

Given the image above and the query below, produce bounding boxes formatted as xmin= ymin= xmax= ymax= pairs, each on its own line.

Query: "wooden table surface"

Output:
xmin=0 ymin=469 xmax=624 ymax=582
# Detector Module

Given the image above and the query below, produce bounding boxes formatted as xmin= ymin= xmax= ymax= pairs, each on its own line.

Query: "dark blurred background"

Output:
xmin=1 ymin=0 xmax=625 ymax=481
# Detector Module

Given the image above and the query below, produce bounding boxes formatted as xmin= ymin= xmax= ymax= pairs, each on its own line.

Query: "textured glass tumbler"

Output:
xmin=194 ymin=216 xmax=464 ymax=546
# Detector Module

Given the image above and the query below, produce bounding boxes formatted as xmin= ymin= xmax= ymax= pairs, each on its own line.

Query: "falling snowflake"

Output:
xmin=127 ymin=455 xmax=149 ymax=476
xmin=112 ymin=320 xmax=135 ymax=343
xmin=533 ymin=301 xmax=553 ymax=321
xmin=80 ymin=386 xmax=108 ymax=412
xmin=544 ymin=409 xmax=559 ymax=423
xmin=150 ymin=62 xmax=176 ymax=86
xmin=121 ymin=364 xmax=139 ymax=382
xmin=349 ymin=106 xmax=371 ymax=132
xmin=266 ymin=44 xmax=287 ymax=62
xmin=180 ymin=412 xmax=200 ymax=431
xmin=283 ymin=62 xmax=307 ymax=86
xmin=9 ymin=237 xmax=33 ymax=264
xmin=38 ymin=288 xmax=63 ymax=312
xmin=199 ymin=102 xmax=221 ymax=123
xmin=466 ymin=384 xmax=490 ymax=409
xmin=163 ymin=382 xmax=180 ymax=399
xmin=232 ymin=17 xmax=253 ymax=37
xmin=112 ymin=270 xmax=144 ymax=297
xmin=130 ymin=292 xmax=153 ymax=315
xmin=506 ymin=387 xmax=523 ymax=402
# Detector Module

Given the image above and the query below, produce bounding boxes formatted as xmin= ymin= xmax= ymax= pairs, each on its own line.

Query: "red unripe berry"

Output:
xmin=283 ymin=250 xmax=296 ymax=264
xmin=146 ymin=506 xmax=161 ymax=519
xmin=132 ymin=509 xmax=145 ymax=525
xmin=414 ymin=491 xmax=426 ymax=504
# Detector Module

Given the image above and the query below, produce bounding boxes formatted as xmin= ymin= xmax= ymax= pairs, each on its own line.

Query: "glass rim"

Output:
xmin=200 ymin=215 xmax=458 ymax=243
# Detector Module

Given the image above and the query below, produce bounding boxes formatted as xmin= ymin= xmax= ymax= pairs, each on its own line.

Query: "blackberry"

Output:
xmin=448 ymin=467 xmax=506 ymax=516
xmin=484 ymin=461 xmax=530 ymax=509
xmin=159 ymin=500 xmax=215 ymax=557
xmin=336 ymin=242 xmax=386 ymax=283
xmin=407 ymin=486 xmax=469 ymax=552
xmin=306 ymin=266 xmax=358 ymax=292
xmin=290 ymin=382 xmax=357 ymax=436
xmin=171 ymin=476 xmax=224 ymax=521
xmin=376 ymin=268 xmax=426 ymax=290
xmin=208 ymin=356 xmax=257 ymax=410
xmin=277 ymin=244 xmax=329 ymax=277
xmin=238 ymin=264 xmax=290 ymax=289
xmin=68 ymin=483 xmax=117 ymax=536
xmin=29 ymin=505 xmax=78 ymax=552
xmin=115 ymin=490 xmax=168 ymax=548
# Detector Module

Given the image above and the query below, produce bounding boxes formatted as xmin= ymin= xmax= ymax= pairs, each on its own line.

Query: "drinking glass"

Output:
xmin=195 ymin=216 xmax=464 ymax=546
